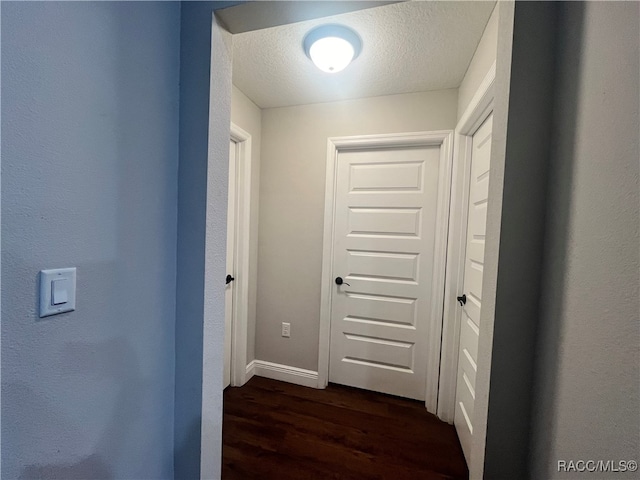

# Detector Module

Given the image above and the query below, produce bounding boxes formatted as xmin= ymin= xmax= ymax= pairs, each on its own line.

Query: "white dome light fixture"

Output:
xmin=304 ymin=25 xmax=362 ymax=73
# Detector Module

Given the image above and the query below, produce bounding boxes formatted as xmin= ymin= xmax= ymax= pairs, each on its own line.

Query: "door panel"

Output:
xmin=454 ymin=112 xmax=493 ymax=462
xmin=349 ymin=161 xmax=424 ymax=191
xmin=329 ymin=145 xmax=442 ymax=401
xmin=344 ymin=291 xmax=417 ymax=327
xmin=346 ymin=250 xmax=419 ymax=282
xmin=343 ymin=333 xmax=415 ymax=370
xmin=348 ymin=207 xmax=422 ymax=237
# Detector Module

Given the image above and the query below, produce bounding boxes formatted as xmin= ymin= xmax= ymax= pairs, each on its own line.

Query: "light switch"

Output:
xmin=51 ymin=278 xmax=68 ymax=305
xmin=40 ymin=268 xmax=76 ymax=318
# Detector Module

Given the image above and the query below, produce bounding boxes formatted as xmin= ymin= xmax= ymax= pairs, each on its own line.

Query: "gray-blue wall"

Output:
xmin=174 ymin=3 xmax=216 ymax=477
xmin=481 ymin=3 xmax=557 ymax=477
xmin=529 ymin=3 xmax=640 ymax=477
xmin=174 ymin=3 xmax=237 ymax=478
xmin=2 ymin=2 xmax=180 ymax=478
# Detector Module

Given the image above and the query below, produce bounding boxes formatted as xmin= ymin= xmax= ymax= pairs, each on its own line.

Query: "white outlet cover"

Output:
xmin=39 ymin=268 xmax=76 ymax=318
xmin=282 ymin=322 xmax=291 ymax=337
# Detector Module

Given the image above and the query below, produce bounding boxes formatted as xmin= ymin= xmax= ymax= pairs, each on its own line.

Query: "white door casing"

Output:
xmin=319 ymin=132 xmax=453 ymax=410
xmin=224 ymin=139 xmax=237 ymax=389
xmin=223 ymin=123 xmax=253 ymax=388
xmin=438 ymin=62 xmax=495 ymax=424
xmin=454 ymin=111 xmax=494 ymax=463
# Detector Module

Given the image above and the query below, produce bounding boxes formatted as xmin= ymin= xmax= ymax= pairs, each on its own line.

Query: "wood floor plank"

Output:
xmin=222 ymin=377 xmax=468 ymax=480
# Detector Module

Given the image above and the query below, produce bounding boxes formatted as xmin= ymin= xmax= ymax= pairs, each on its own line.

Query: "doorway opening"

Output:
xmin=317 ymin=131 xmax=453 ymax=412
xmin=216 ymin=0 xmax=500 ymax=476
xmin=224 ymin=123 xmax=253 ymax=389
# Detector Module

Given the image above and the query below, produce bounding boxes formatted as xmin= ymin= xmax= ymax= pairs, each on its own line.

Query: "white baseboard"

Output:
xmin=245 ymin=360 xmax=256 ymax=382
xmin=247 ymin=360 xmax=319 ymax=389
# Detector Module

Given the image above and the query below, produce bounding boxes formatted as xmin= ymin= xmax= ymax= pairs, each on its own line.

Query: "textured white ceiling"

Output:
xmin=232 ymin=1 xmax=496 ymax=109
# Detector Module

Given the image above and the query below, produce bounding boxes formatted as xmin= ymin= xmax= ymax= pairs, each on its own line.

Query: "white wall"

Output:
xmin=199 ymin=12 xmax=233 ymax=480
xmin=466 ymin=2 xmax=515 ymax=477
xmin=230 ymin=85 xmax=262 ymax=365
xmin=256 ymin=89 xmax=458 ymax=372
xmin=530 ymin=3 xmax=639 ymax=478
xmin=457 ymin=5 xmax=498 ymax=121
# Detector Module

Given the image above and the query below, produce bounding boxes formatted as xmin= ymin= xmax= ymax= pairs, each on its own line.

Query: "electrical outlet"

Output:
xmin=282 ymin=322 xmax=291 ymax=338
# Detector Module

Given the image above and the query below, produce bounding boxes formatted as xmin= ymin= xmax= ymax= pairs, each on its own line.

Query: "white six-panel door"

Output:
xmin=454 ymin=112 xmax=493 ymax=461
xmin=328 ymin=145 xmax=443 ymax=400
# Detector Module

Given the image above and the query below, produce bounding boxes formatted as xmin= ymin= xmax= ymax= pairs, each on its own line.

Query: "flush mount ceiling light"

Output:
xmin=303 ymin=24 xmax=362 ymax=73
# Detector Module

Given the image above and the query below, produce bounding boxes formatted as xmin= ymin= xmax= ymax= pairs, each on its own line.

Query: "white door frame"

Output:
xmin=437 ymin=62 xmax=496 ymax=422
xmin=227 ymin=122 xmax=252 ymax=387
xmin=318 ymin=131 xmax=454 ymax=413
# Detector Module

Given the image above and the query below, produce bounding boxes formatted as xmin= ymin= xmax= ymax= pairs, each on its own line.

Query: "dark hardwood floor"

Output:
xmin=222 ymin=376 xmax=468 ymax=479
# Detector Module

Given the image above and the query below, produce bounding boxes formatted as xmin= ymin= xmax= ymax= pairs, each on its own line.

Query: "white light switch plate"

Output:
xmin=39 ymin=268 xmax=76 ymax=318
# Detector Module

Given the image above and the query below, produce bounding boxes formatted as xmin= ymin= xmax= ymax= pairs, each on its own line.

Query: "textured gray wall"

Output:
xmin=1 ymin=2 xmax=180 ymax=478
xmin=530 ymin=3 xmax=640 ymax=478
xmin=201 ymin=12 xmax=233 ymax=480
